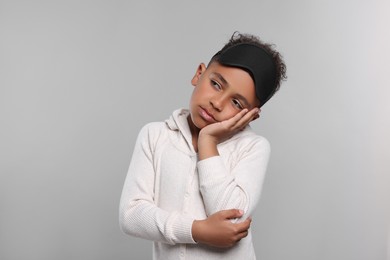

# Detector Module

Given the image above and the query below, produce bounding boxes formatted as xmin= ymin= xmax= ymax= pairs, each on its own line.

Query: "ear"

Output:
xmin=191 ymin=63 xmax=206 ymax=86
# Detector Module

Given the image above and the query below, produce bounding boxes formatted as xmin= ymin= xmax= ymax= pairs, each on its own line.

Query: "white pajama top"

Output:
xmin=119 ymin=108 xmax=270 ymax=259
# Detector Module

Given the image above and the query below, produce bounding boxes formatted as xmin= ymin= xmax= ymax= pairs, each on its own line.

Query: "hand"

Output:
xmin=197 ymin=108 xmax=260 ymax=160
xmin=199 ymin=107 xmax=260 ymax=145
xmin=191 ymin=209 xmax=252 ymax=248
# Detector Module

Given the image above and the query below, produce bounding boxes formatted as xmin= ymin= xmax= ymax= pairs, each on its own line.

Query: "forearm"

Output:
xmin=119 ymin=196 xmax=195 ymax=245
xmin=197 ymin=134 xmax=247 ymax=216
xmin=197 ymin=136 xmax=270 ymax=218
xmin=197 ymin=156 xmax=248 ymax=216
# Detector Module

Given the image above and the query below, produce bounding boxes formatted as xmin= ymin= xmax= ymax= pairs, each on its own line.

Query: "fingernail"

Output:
xmin=239 ymin=210 xmax=244 ymax=215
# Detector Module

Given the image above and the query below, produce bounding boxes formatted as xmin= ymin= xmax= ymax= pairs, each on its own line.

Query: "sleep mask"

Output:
xmin=213 ymin=43 xmax=277 ymax=106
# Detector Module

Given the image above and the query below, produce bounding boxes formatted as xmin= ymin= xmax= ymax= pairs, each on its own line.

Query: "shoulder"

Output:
xmin=139 ymin=121 xmax=167 ymax=133
xmin=136 ymin=121 xmax=169 ymax=144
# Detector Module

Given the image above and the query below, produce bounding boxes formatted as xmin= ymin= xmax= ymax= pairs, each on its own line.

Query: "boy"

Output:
xmin=119 ymin=32 xmax=287 ymax=259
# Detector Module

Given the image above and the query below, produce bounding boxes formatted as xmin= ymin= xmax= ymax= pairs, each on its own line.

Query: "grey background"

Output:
xmin=1 ymin=1 xmax=389 ymax=260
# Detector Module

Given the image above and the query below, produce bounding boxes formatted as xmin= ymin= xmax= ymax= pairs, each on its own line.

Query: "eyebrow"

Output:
xmin=211 ymin=72 xmax=251 ymax=108
xmin=213 ymin=72 xmax=229 ymax=86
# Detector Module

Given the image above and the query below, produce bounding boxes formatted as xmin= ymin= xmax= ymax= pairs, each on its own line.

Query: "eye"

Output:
xmin=232 ymin=99 xmax=244 ymax=109
xmin=211 ymin=80 xmax=222 ymax=90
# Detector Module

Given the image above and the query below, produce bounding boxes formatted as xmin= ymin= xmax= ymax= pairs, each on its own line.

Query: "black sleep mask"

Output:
xmin=214 ymin=43 xmax=277 ymax=106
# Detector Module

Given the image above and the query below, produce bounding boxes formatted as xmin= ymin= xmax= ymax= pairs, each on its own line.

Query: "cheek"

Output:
xmin=189 ymin=89 xmax=199 ymax=107
xmin=220 ymin=107 xmax=239 ymax=121
xmin=190 ymin=85 xmax=209 ymax=102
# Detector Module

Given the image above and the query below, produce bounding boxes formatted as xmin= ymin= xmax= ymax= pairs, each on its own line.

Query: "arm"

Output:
xmin=119 ymin=122 xmax=258 ymax=248
xmin=197 ymin=108 xmax=270 ymax=218
xmin=119 ymin=124 xmax=195 ymax=245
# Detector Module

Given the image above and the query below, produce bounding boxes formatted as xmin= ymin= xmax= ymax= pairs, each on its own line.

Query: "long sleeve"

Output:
xmin=197 ymin=135 xmax=270 ymax=219
xmin=119 ymin=110 xmax=263 ymax=259
xmin=119 ymin=124 xmax=196 ymax=245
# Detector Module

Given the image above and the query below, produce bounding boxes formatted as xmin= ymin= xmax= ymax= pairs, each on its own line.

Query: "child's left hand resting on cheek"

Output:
xmin=198 ymin=107 xmax=260 ymax=160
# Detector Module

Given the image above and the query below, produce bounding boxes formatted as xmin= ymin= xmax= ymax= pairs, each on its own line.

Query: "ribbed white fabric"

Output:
xmin=119 ymin=108 xmax=270 ymax=260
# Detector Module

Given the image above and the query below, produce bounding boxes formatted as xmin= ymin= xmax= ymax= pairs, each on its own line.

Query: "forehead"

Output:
xmin=207 ymin=62 xmax=259 ymax=107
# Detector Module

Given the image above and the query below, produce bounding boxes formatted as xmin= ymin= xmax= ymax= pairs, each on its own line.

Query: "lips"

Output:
xmin=199 ymin=107 xmax=217 ymax=123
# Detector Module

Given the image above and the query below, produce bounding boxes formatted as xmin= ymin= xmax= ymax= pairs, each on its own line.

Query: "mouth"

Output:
xmin=199 ymin=107 xmax=217 ymax=123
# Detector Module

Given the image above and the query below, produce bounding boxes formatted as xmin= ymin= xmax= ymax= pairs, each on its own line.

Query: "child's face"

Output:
xmin=189 ymin=62 xmax=260 ymax=130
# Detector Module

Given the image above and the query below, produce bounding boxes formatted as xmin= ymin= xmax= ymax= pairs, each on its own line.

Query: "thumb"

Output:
xmin=221 ymin=209 xmax=244 ymax=219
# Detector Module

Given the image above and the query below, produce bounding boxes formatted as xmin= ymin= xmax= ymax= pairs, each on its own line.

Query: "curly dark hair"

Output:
xmin=209 ymin=32 xmax=287 ymax=101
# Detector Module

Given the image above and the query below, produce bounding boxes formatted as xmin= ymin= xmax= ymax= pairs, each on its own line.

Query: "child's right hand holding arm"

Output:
xmin=191 ymin=209 xmax=252 ymax=248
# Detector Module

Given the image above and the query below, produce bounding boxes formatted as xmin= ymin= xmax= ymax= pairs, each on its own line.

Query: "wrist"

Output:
xmin=198 ymin=131 xmax=219 ymax=145
xmin=198 ymin=134 xmax=219 ymax=160
xmin=191 ymin=220 xmax=205 ymax=244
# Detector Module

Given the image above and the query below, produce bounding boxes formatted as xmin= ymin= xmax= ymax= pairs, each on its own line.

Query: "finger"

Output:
xmin=226 ymin=109 xmax=249 ymax=127
xmin=234 ymin=108 xmax=259 ymax=128
xmin=225 ymin=113 xmax=250 ymax=131
xmin=241 ymin=107 xmax=259 ymax=122
xmin=225 ymin=107 xmax=259 ymax=131
xmin=235 ymin=218 xmax=251 ymax=233
xmin=232 ymin=228 xmax=249 ymax=245
xmin=236 ymin=230 xmax=249 ymax=240
xmin=234 ymin=234 xmax=248 ymax=244
xmin=220 ymin=209 xmax=244 ymax=219
xmin=252 ymin=109 xmax=261 ymax=121
xmin=251 ymin=114 xmax=260 ymax=122
xmin=247 ymin=107 xmax=260 ymax=121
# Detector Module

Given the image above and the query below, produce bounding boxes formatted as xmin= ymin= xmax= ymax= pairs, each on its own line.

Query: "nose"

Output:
xmin=210 ymin=94 xmax=224 ymax=112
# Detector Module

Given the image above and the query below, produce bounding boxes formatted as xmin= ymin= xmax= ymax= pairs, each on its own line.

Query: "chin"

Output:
xmin=188 ymin=114 xmax=206 ymax=130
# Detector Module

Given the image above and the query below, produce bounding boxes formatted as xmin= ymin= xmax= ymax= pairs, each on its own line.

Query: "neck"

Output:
xmin=187 ymin=115 xmax=200 ymax=152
